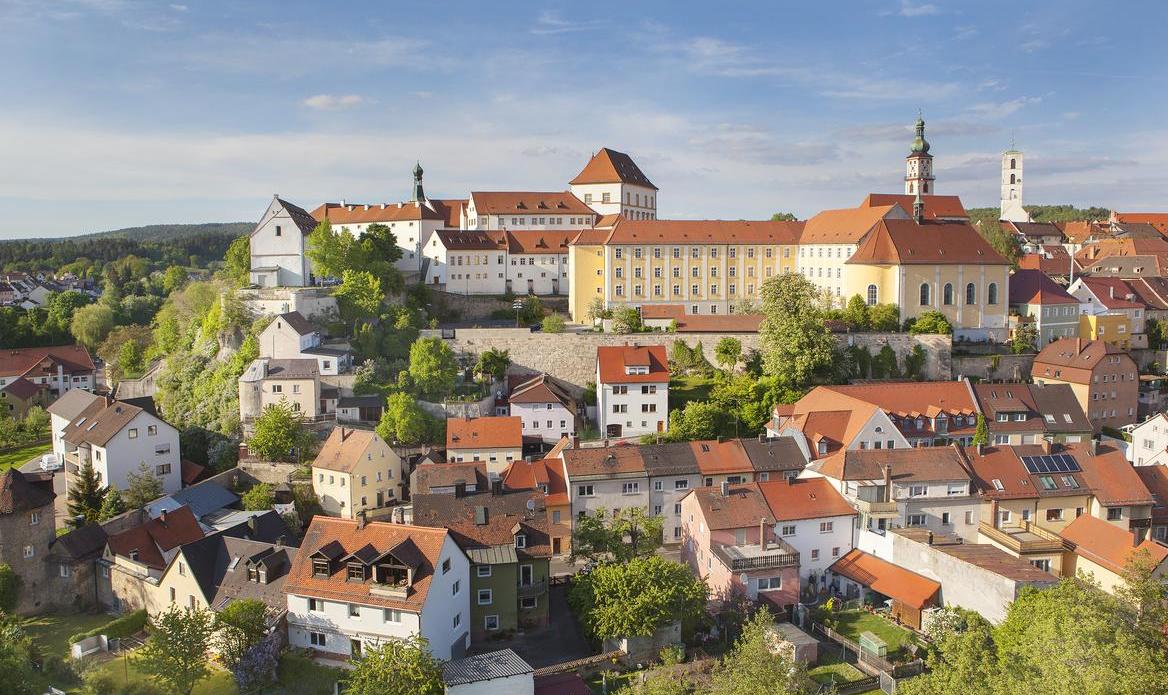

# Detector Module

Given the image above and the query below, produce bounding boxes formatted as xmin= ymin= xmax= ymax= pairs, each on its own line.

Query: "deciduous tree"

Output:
xmin=568 ymin=556 xmax=708 ymax=641
xmin=335 ymin=269 xmax=383 ymax=319
xmin=376 ymin=391 xmax=440 ymax=446
xmin=571 ymin=507 xmax=664 ymax=563
xmin=247 ymin=402 xmax=314 ymax=462
xmin=138 ymin=605 xmax=215 ymax=695
xmin=1011 ymin=322 xmax=1037 ymax=354
xmin=70 ymin=302 xmax=116 ymax=349
xmin=908 ymin=310 xmax=952 ymax=335
xmin=842 ymin=294 xmax=871 ymax=331
xmin=214 ymin=599 xmax=269 ymax=674
xmin=759 ymin=274 xmax=836 ymax=387
xmin=241 ymin=482 xmax=275 ymax=511
xmin=708 ymin=608 xmax=816 ymax=695
xmin=408 ymin=337 xmax=458 ymax=400
xmin=344 ymin=634 xmax=444 ymax=695
xmin=714 ymin=337 xmax=742 ymax=371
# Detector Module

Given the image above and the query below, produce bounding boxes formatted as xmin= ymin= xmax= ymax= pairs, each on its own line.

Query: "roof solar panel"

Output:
xmin=1021 ymin=456 xmax=1037 ymax=474
xmin=1034 ymin=457 xmax=1050 ymax=473
xmin=1050 ymin=457 xmax=1068 ymax=472
xmin=1061 ymin=454 xmax=1081 ymax=472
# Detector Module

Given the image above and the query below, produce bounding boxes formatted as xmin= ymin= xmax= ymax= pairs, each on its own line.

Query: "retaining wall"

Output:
xmin=952 ymin=353 xmax=1035 ymax=382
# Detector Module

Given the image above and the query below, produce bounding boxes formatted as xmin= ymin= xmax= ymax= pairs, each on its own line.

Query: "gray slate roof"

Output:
xmin=442 ymin=648 xmax=532 ymax=686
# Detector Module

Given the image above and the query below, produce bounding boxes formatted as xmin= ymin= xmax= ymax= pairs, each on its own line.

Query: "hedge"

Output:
xmin=68 ymin=608 xmax=148 ymax=644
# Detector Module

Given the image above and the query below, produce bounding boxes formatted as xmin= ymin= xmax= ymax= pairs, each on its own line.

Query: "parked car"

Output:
xmin=40 ymin=453 xmax=63 ymax=472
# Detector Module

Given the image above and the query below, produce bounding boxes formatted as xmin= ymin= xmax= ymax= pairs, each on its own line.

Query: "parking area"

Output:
xmin=470 ymin=584 xmax=594 ymax=669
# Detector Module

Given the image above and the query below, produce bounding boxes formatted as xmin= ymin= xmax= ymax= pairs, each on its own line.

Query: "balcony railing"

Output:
xmin=713 ymin=541 xmax=799 ymax=572
xmin=369 ymin=582 xmax=411 ymax=599
xmin=856 ymin=497 xmax=899 ymax=516
xmin=517 ymin=578 xmax=548 ymax=598
xmin=978 ymin=521 xmax=1067 ymax=554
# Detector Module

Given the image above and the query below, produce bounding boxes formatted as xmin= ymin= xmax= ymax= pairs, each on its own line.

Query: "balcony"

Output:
xmin=855 ymin=487 xmax=899 ymax=517
xmin=978 ymin=521 xmax=1067 ymax=554
xmin=369 ymin=582 xmax=411 ymax=599
xmin=517 ymin=578 xmax=548 ymax=598
xmin=713 ymin=540 xmax=799 ymax=572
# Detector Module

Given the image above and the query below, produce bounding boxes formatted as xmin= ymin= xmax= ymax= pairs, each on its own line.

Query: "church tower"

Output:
xmin=999 ymin=148 xmax=1032 ymax=222
xmin=904 ymin=115 xmax=935 ymax=195
xmin=410 ymin=161 xmax=427 ymax=204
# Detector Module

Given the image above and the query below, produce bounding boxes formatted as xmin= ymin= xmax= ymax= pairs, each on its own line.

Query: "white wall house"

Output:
xmin=1131 ymin=414 xmax=1168 ymax=466
xmin=596 ymin=344 xmax=669 ymax=439
xmin=0 ymin=345 xmax=96 ymax=400
xmin=257 ymin=311 xmax=350 ymax=376
xmin=562 ymin=446 xmax=650 ymax=525
xmin=463 ymin=192 xmax=596 ymax=232
xmin=284 ymin=518 xmax=471 ymax=661
xmin=508 ymin=375 xmax=578 ymax=443
xmin=249 ymin=196 xmax=320 ymax=288
xmin=568 ymin=148 xmax=659 ymax=221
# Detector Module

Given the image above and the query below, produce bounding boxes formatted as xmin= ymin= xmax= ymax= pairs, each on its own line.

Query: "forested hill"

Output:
xmin=0 ymin=222 xmax=252 ymax=273
xmin=966 ymin=205 xmax=1110 ymax=226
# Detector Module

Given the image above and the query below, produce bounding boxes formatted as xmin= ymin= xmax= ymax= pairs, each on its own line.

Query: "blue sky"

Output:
xmin=2 ymin=0 xmax=1166 ymax=238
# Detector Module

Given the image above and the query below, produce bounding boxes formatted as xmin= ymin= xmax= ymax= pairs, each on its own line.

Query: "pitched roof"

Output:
xmin=283 ymin=517 xmax=449 ymax=612
xmin=800 ymin=205 xmax=898 ymax=245
xmin=2 ymin=377 xmax=46 ymax=400
xmin=1074 ymin=446 xmax=1154 ymax=507
xmin=1004 ymin=221 xmax=1065 ymax=240
xmin=413 ymin=462 xmax=488 ymax=494
xmin=1112 ymin=212 xmax=1168 ymax=234
xmin=815 ymin=382 xmax=979 ymax=422
xmin=312 ymin=428 xmax=387 ymax=473
xmin=239 ymin=358 xmax=319 ymax=383
xmin=0 ymin=468 xmax=54 ymax=514
xmin=962 ymin=443 xmax=1098 ymax=500
xmin=413 ymin=489 xmax=552 ymax=558
xmin=847 ymin=219 xmax=1009 ymax=266
xmin=446 ymin=416 xmax=523 ymax=450
xmin=106 ymin=506 xmax=204 ymax=570
xmin=46 ymin=387 xmax=102 ymax=421
xmin=562 ymin=445 xmax=646 ymax=478
xmin=61 ymin=397 xmax=146 ymax=447
xmin=509 ymin=374 xmax=574 ymax=409
xmin=0 ymin=344 xmax=95 ymax=378
xmin=1009 ymin=269 xmax=1078 ymax=305
xmin=974 ymin=382 xmax=1091 ymax=434
xmin=596 ymin=344 xmax=669 ymax=383
xmin=1032 ymin=338 xmax=1134 ymax=383
xmin=1063 ymin=220 xmax=1108 ymax=244
xmin=1075 ymin=277 xmax=1145 ymax=310
xmin=860 ymin=193 xmax=968 ymax=220
xmin=435 ymin=229 xmax=508 ymax=251
xmin=1135 ymin=465 xmax=1168 ymax=524
xmin=829 ymin=549 xmax=940 ymax=609
xmin=273 ymin=311 xmax=315 ymax=336
xmin=443 ymin=649 xmax=533 ymax=687
xmin=269 ymin=198 xmax=319 ymax=236
xmin=604 ymin=219 xmax=802 ymax=245
xmin=177 ymin=534 xmax=297 ymax=614
xmin=502 ymin=456 xmax=570 ymax=506
xmin=1017 ymin=246 xmax=1078 ymax=276
xmin=1060 ymin=513 xmax=1168 ymax=575
xmin=813 ymin=446 xmax=971 ymax=483
xmin=894 ymin=531 xmax=1057 ymax=582
xmin=639 ymin=305 xmax=766 ymax=333
xmin=570 ymin=148 xmax=657 ymax=190
xmin=739 ymin=437 xmax=808 ymax=472
xmin=505 ymin=230 xmax=575 ymax=255
xmin=756 ymin=478 xmax=856 ymax=521
xmin=638 ymin=441 xmax=701 ymax=476
xmin=691 ymin=439 xmax=753 ymax=475
xmin=470 ymin=191 xmax=594 ymax=217
xmin=689 ymin=484 xmax=775 ymax=530
xmin=311 ymin=198 xmax=458 ymax=224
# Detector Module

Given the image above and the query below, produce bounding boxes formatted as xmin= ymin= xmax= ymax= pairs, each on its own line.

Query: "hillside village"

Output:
xmin=4 ymin=119 xmax=1168 ymax=694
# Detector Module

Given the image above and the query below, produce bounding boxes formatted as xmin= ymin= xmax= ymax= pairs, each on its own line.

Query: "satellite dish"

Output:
xmin=526 ymin=499 xmax=536 ymax=512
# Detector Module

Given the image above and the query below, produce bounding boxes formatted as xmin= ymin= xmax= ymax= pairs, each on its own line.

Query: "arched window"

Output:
xmin=1010 ymin=173 xmax=1016 ymax=184
xmin=943 ymin=283 xmax=954 ymax=306
xmin=922 ymin=182 xmax=929 ymax=193
xmin=919 ymin=283 xmax=930 ymax=306
xmin=988 ymin=282 xmax=999 ymax=305
xmin=867 ymin=284 xmax=878 ymax=306
xmin=908 ymin=182 xmax=914 ymax=193
xmin=1010 ymin=158 xmax=1016 ymax=169
xmin=965 ymin=282 xmax=976 ymax=305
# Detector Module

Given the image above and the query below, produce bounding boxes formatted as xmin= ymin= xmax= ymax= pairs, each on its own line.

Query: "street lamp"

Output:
xmin=513 ymin=298 xmax=524 ymax=327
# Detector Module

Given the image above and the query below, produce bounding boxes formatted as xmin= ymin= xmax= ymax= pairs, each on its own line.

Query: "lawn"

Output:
xmin=23 ymin=611 xmax=116 ymax=659
xmin=808 ymin=646 xmax=868 ymax=687
xmin=588 ymin=669 xmax=640 ymax=694
xmin=0 ymin=441 xmax=50 ymax=470
xmin=81 ymin=651 xmax=342 ymax=695
xmin=669 ymin=374 xmax=717 ymax=410
xmin=828 ymin=609 xmax=916 ymax=657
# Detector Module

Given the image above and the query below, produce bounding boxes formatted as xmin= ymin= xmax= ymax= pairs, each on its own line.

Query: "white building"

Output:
xmin=257 ymin=311 xmax=351 ymax=376
xmin=464 ymin=191 xmax=595 ymax=232
xmin=562 ymin=445 xmax=650 ymax=523
xmin=569 ymin=147 xmax=659 ymax=220
xmin=596 ymin=344 xmax=669 ymax=439
xmin=0 ymin=345 xmax=96 ymax=399
xmin=1000 ymin=148 xmax=1032 ymax=223
xmin=446 ymin=416 xmax=523 ymax=476
xmin=249 ymin=196 xmax=321 ymax=288
xmin=48 ymin=390 xmax=182 ymax=496
xmin=508 ymin=374 xmax=578 ymax=444
xmin=757 ymin=477 xmax=857 ymax=584
xmin=423 ymin=230 xmax=508 ymax=293
xmin=284 ymin=517 xmax=471 ymax=660
xmin=1130 ymin=414 xmax=1168 ymax=466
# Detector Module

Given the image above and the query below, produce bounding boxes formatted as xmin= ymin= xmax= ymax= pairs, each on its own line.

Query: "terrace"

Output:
xmin=712 ymin=538 xmax=799 ymax=571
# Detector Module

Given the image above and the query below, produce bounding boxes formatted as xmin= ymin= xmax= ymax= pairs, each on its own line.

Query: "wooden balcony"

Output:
xmin=978 ymin=521 xmax=1067 ymax=554
xmin=517 ymin=578 xmax=548 ymax=598
xmin=856 ymin=498 xmax=899 ymax=517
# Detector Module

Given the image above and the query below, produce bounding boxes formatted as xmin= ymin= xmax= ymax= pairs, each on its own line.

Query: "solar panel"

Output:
xmin=1022 ymin=454 xmax=1080 ymax=475
xmin=1061 ymin=454 xmax=1081 ymax=473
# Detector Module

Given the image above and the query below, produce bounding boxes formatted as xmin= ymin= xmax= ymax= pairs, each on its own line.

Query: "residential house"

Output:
xmin=1135 ymin=465 xmax=1168 ymax=541
xmin=238 ymin=358 xmax=330 ymax=428
xmin=446 ymin=417 xmax=523 ymax=476
xmin=336 ymin=395 xmax=385 ymax=425
xmin=422 ymin=229 xmax=506 ymax=294
xmin=502 ymin=454 xmax=572 ymax=556
xmin=311 ymin=427 xmax=407 ymax=520
xmin=807 ymin=446 xmax=980 ymax=542
xmin=1031 ymin=338 xmax=1138 ymax=430
xmin=248 ymin=196 xmax=321 ymax=288
xmin=1059 ymin=514 xmax=1168 ymax=595
xmin=0 ymin=344 xmax=95 ymax=399
xmin=1003 ymin=221 xmax=1065 ymax=252
xmin=595 ymin=344 xmax=669 ymax=439
xmin=827 ymin=549 xmax=940 ymax=630
xmin=1068 ymin=276 xmax=1147 ymax=348
xmin=1129 ymin=414 xmax=1168 ymax=466
xmin=503 ymin=231 xmax=574 ymax=296
xmin=569 ymin=147 xmax=658 ymax=220
xmin=640 ymin=442 xmax=703 ymax=546
xmin=257 ymin=311 xmax=351 ymax=376
xmin=1008 ymin=269 xmax=1080 ymax=348
xmin=972 ymin=382 xmax=1092 ymax=446
xmin=1017 ymin=245 xmax=1078 ymax=280
xmin=508 ymin=374 xmax=579 ymax=443
xmin=757 ymin=478 xmax=857 ymax=586
xmin=1110 ymin=211 xmax=1168 ymax=235
xmin=740 ymin=435 xmax=810 ymax=482
xmin=412 ymin=462 xmax=487 ymax=496
xmin=413 ymin=487 xmax=552 ymax=642
xmin=283 ymin=516 xmax=471 ymax=660
xmin=99 ymin=506 xmax=206 ymax=612
xmin=0 ymin=375 xmax=51 ymax=418
xmin=0 ymin=469 xmax=70 ymax=614
xmin=562 ymin=445 xmax=648 ymax=526
xmin=50 ymin=392 xmax=182 ymax=497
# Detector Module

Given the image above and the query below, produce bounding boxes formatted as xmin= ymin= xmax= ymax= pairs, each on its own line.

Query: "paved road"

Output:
xmin=473 ymin=584 xmax=593 ymax=669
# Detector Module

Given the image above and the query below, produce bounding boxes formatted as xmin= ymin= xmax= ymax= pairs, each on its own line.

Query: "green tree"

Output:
xmin=571 ymin=507 xmax=664 ymax=564
xmin=0 ymin=613 xmax=35 ymax=695
xmin=67 ymin=459 xmax=107 ymax=522
xmin=666 ymin=401 xmax=723 ymax=441
xmin=162 ymin=265 xmax=189 ymax=294
xmin=138 ymin=605 xmax=215 ymax=695
xmin=304 ymin=219 xmax=353 ymax=280
xmin=1011 ymin=322 xmax=1038 ymax=354
xmin=617 ymin=669 xmax=695 ymax=695
xmin=117 ymin=339 xmax=146 ymax=378
xmin=909 ymin=310 xmax=953 ymax=335
xmin=1117 ymin=547 xmax=1168 ymax=650
xmin=125 ymin=461 xmax=164 ymax=508
xmin=70 ymin=302 xmax=116 ymax=348
xmin=214 ymin=599 xmax=269 ymax=673
xmin=759 ymin=274 xmax=836 ymax=386
xmin=611 ymin=307 xmax=643 ymax=334
xmin=714 ymin=337 xmax=743 ymax=371
xmin=99 ymin=485 xmax=128 ymax=521
xmin=241 ymin=483 xmax=275 ymax=511
xmin=45 ymin=289 xmax=91 ymax=331
xmin=542 ymin=313 xmax=566 ymax=333
xmin=474 ymin=348 xmax=511 ymax=383
xmin=376 ymin=391 xmax=440 ymax=446
xmin=0 ymin=563 xmax=20 ymax=613
xmin=1147 ymin=318 xmax=1164 ymax=350
xmin=872 ymin=343 xmax=900 ymax=379
xmin=902 ymin=343 xmax=927 ymax=379
xmin=247 ymin=402 xmax=314 ymax=462
xmin=770 ymin=212 xmax=797 ymax=221
xmin=568 ymin=556 xmax=708 ymax=641
xmin=869 ymin=303 xmax=900 ymax=331
xmin=972 ymin=414 xmax=989 ymax=446
xmin=335 ymin=269 xmax=384 ymax=319
xmin=408 ymin=337 xmax=458 ymax=400
xmin=709 ymin=608 xmax=816 ymax=695
xmin=842 ymin=294 xmax=871 ymax=331
xmin=354 ymin=223 xmax=405 ymax=294
xmin=344 ymin=635 xmax=444 ymax=695
xmin=223 ymin=235 xmax=251 ymax=286
xmin=586 ymin=296 xmax=610 ymax=325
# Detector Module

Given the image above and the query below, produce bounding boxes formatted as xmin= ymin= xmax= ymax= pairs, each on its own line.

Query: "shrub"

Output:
xmin=541 ymin=313 xmax=566 ymax=333
xmin=69 ymin=609 xmax=148 ymax=644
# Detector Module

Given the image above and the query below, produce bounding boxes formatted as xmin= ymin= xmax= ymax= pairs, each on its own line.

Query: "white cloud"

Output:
xmin=169 ymin=3 xmax=187 ymax=11
xmin=530 ymin=11 xmax=606 ymax=35
xmin=898 ymin=1 xmax=939 ymax=17
xmin=966 ymin=96 xmax=1042 ymax=120
xmin=302 ymin=94 xmax=365 ymax=110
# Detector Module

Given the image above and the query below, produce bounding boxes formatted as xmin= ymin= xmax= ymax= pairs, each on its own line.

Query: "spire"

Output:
xmin=913 ymin=187 xmax=925 ymax=223
xmin=410 ymin=161 xmax=426 ymax=203
xmin=910 ymin=114 xmax=930 ymax=155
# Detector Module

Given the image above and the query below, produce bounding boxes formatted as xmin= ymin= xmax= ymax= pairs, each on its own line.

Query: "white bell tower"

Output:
xmin=904 ymin=115 xmax=935 ymax=195
xmin=1000 ymin=147 xmax=1031 ymax=223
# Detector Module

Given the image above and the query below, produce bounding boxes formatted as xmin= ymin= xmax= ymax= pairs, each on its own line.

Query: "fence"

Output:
xmin=531 ymin=649 xmax=624 ymax=677
xmin=811 ymin=622 xmax=925 ymax=683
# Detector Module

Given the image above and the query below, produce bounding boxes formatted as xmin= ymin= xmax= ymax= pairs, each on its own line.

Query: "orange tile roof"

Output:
xmin=1135 ymin=464 xmax=1168 ymax=524
xmin=312 ymin=199 xmax=456 ymax=224
xmin=847 ymin=219 xmax=1009 ymax=266
xmin=604 ymin=219 xmax=803 ymax=245
xmin=470 ymin=191 xmax=595 ymax=217
xmin=641 ymin=305 xmax=764 ymax=332
xmin=413 ymin=489 xmax=553 ymax=558
xmin=1032 ymin=338 xmax=1134 ymax=384
xmin=1009 ymin=269 xmax=1078 ymax=305
xmin=818 ymin=382 xmax=979 ymax=422
xmin=312 ymin=427 xmax=385 ymax=473
xmin=688 ymin=484 xmax=775 ymax=530
xmin=813 ymin=446 xmax=971 ymax=483
xmin=1112 ymin=212 xmax=1168 ymax=234
xmin=756 ymin=478 xmax=856 ymax=521
xmin=503 ymin=456 xmax=570 ymax=506
xmin=594 ymin=214 xmax=623 ymax=229
xmin=1075 ymin=446 xmax=1154 ymax=507
xmin=509 ymin=374 xmax=575 ymax=411
xmin=690 ymin=439 xmax=753 ymax=475
xmin=412 ymin=462 xmax=487 ymax=494
xmin=446 ymin=417 xmax=523 ymax=451
xmin=860 ymin=193 xmax=968 ymax=220
xmin=800 ymin=205 xmax=898 ymax=245
xmin=1017 ymin=246 xmax=1079 ymax=276
xmin=284 ymin=517 xmax=448 ymax=612
xmin=962 ymin=443 xmax=1096 ymax=500
xmin=106 ymin=506 xmax=204 ymax=570
xmin=569 ymin=229 xmax=613 ymax=245
xmin=1059 ymin=513 xmax=1168 ymax=575
xmin=596 ymin=344 xmax=670 ymax=384
xmin=562 ymin=446 xmax=645 ymax=479
xmin=1075 ymin=277 xmax=1145 ymax=310
xmin=1063 ymin=220 xmax=1107 ymax=244
xmin=505 ymin=230 xmax=575 ymax=255
xmin=829 ymin=549 xmax=940 ymax=609
xmin=570 ymin=148 xmax=657 ymax=190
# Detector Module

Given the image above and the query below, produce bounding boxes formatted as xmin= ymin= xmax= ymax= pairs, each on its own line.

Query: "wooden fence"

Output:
xmin=811 ymin=622 xmax=925 ymax=683
xmin=531 ymin=649 xmax=625 ymax=678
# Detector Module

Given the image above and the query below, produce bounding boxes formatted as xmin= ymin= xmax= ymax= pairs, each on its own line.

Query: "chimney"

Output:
xmin=340 ymin=198 xmax=346 ymax=207
xmin=1089 ymin=438 xmax=1098 ymax=456
xmin=760 ymin=518 xmax=768 ymax=552
xmin=159 ymin=509 xmax=168 ymax=526
xmin=492 ymin=479 xmax=503 ymax=495
xmin=927 ymin=530 xmax=934 ymax=545
xmin=572 ymin=436 xmax=580 ymax=449
xmin=717 ymin=435 xmax=724 ymax=444
xmin=720 ymin=480 xmax=730 ymax=497
xmin=976 ymin=442 xmax=984 ymax=456
xmin=247 ymin=516 xmax=258 ymax=538
xmin=883 ymin=465 xmax=893 ymax=502
xmin=1041 ymin=438 xmax=1052 ymax=455
xmin=275 ymin=535 xmax=285 ymax=548
xmin=991 ymin=499 xmax=1000 ymax=529
xmin=454 ymin=481 xmax=466 ymax=498
xmin=357 ymin=510 xmax=367 ymax=530
xmin=340 ymin=427 xmax=350 ymax=441
xmin=787 ymin=475 xmax=795 ymax=485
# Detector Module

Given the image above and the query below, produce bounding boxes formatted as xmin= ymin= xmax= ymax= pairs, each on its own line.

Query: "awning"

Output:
xmin=829 ymin=549 xmax=939 ymax=609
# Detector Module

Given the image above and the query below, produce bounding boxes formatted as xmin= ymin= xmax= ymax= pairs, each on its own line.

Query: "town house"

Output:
xmin=311 ymin=427 xmax=407 ymax=520
xmin=1031 ymin=338 xmax=1138 ymax=431
xmin=446 ymin=416 xmax=523 ymax=476
xmin=508 ymin=374 xmax=579 ymax=444
xmin=257 ymin=311 xmax=351 ymax=376
xmin=972 ymin=382 xmax=1092 ymax=446
xmin=562 ymin=445 xmax=649 ymax=526
xmin=595 ymin=344 xmax=669 ymax=439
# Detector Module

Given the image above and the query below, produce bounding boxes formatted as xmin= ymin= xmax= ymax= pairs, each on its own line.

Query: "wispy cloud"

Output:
xmin=966 ymin=96 xmax=1042 ymax=120
xmin=182 ymin=36 xmax=438 ymax=77
xmin=530 ymin=10 xmax=606 ymax=35
xmin=302 ymin=94 xmax=365 ymax=110
xmin=897 ymin=1 xmax=939 ymax=17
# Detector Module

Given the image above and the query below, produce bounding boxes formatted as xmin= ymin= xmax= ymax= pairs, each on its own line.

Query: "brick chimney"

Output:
xmin=883 ymin=465 xmax=893 ymax=503
xmin=760 ymin=518 xmax=768 ymax=552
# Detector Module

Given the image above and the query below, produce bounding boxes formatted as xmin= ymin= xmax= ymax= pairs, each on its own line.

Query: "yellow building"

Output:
xmin=1079 ymin=313 xmax=1131 ymax=349
xmin=311 ymin=427 xmax=408 ymax=519
xmin=568 ymin=219 xmax=801 ymax=322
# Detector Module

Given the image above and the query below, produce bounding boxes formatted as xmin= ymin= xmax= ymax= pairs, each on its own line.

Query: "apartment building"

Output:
xmin=1031 ymin=338 xmax=1138 ymax=431
xmin=757 ymin=478 xmax=857 ymax=585
xmin=284 ymin=516 xmax=470 ymax=660
xmin=446 ymin=417 xmax=524 ymax=476
xmin=562 ymin=446 xmax=649 ymax=524
xmin=1129 ymin=413 xmax=1168 ymax=466
xmin=971 ymin=382 xmax=1092 ymax=446
xmin=0 ymin=344 xmax=95 ymax=402
xmin=423 ymin=229 xmax=575 ymax=296
xmin=1068 ymin=276 xmax=1147 ymax=349
xmin=595 ymin=344 xmax=669 ymax=439
xmin=238 ymin=358 xmax=329 ymax=427
xmin=311 ymin=427 xmax=407 ymax=519
xmin=257 ymin=311 xmax=351 ymax=376
xmin=568 ymin=147 xmax=658 ymax=220
xmin=1007 ymin=269 xmax=1081 ymax=348
xmin=464 ymin=191 xmax=596 ymax=232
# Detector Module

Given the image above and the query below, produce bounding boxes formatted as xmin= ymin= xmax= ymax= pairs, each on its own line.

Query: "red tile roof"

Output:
xmin=1 ymin=377 xmax=46 ymax=401
xmin=604 ymin=219 xmax=802 ymax=245
xmin=446 ymin=417 xmax=523 ymax=451
xmin=1075 ymin=277 xmax=1145 ymax=310
xmin=1009 ymin=269 xmax=1078 ymax=305
xmin=509 ymin=374 xmax=574 ymax=409
xmin=860 ymin=193 xmax=968 ymax=220
xmin=1017 ymin=246 xmax=1079 ymax=276
xmin=1059 ymin=513 xmax=1168 ymax=575
xmin=596 ymin=344 xmax=669 ymax=384
xmin=756 ymin=478 xmax=856 ymax=521
xmin=562 ymin=445 xmax=646 ymax=478
xmin=962 ymin=443 xmax=1100 ymax=500
xmin=846 ymin=219 xmax=1008 ymax=266
xmin=311 ymin=198 xmax=457 ymax=224
xmin=640 ymin=305 xmax=764 ymax=333
xmin=505 ymin=230 xmax=575 ymax=255
xmin=570 ymin=148 xmax=657 ymax=190
xmin=1135 ymin=464 xmax=1168 ymax=524
xmin=1032 ymin=338 xmax=1135 ymax=384
xmin=0 ymin=344 xmax=95 ymax=379
xmin=435 ymin=229 xmax=508 ymax=251
xmin=502 ymin=456 xmax=570 ymax=506
xmin=690 ymin=439 xmax=753 ymax=475
xmin=1112 ymin=212 xmax=1168 ymax=234
xmin=106 ymin=506 xmax=204 ymax=570
xmin=1075 ymin=447 xmax=1154 ymax=507
xmin=800 ymin=205 xmax=898 ymax=245
xmin=470 ymin=192 xmax=595 ymax=217
xmin=312 ymin=428 xmax=387 ymax=473
xmin=688 ymin=484 xmax=775 ymax=530
xmin=829 ymin=549 xmax=940 ymax=609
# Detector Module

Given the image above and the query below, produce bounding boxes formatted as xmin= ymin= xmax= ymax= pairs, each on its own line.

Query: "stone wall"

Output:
xmin=952 ymin=353 xmax=1035 ymax=382
xmin=445 ymin=329 xmax=952 ymax=390
xmin=432 ymin=290 xmax=569 ymax=322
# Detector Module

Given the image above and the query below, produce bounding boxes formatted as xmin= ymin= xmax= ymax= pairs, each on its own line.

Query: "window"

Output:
xmin=59 ymin=564 xmax=70 ymax=578
xmin=991 ymin=478 xmax=1005 ymax=491
xmin=514 ymin=534 xmax=527 ymax=549
xmin=478 ymin=589 xmax=493 ymax=605
xmin=128 ymin=428 xmax=138 ymax=439
xmin=349 ymin=603 xmax=360 ymax=618
xmin=309 ymin=632 xmax=326 ymax=646
xmin=577 ymin=484 xmax=594 ymax=497
xmin=520 ymin=597 xmax=537 ymax=609
xmin=453 ymin=613 xmax=462 ymax=628
xmin=947 ymin=483 xmax=966 ymax=496
xmin=308 ymin=598 xmax=323 ymax=612
xmin=1039 ymin=476 xmax=1057 ymax=491
xmin=675 ymin=479 xmax=689 ymax=490
xmin=23 ymin=545 xmax=34 ymax=558
xmin=442 ymin=558 xmax=451 ymax=574
xmin=988 ymin=283 xmax=998 ymax=305
xmin=965 ymin=511 xmax=974 ymax=525
xmin=781 ymin=524 xmax=796 ymax=536
xmin=1107 ymin=507 xmax=1123 ymax=521
xmin=907 ymin=514 xmax=927 ymax=527
xmin=758 ymin=576 xmax=782 ymax=591
xmin=674 ymin=503 xmax=682 ymax=514
xmin=384 ymin=609 xmax=402 ymax=622
xmin=654 ymin=480 xmax=663 ymax=491
xmin=29 ymin=511 xmax=39 ymax=525
xmin=622 ymin=482 xmax=640 ymax=494
xmin=965 ymin=282 xmax=976 ymax=305
xmin=941 ymin=512 xmax=951 ymax=525
xmin=810 ymin=549 xmax=820 ymax=560
xmin=867 ymin=284 xmax=878 ymax=306
xmin=909 ymin=485 xmax=927 ymax=497
xmin=819 ymin=521 xmax=833 ymax=533
xmin=484 ymin=615 xmax=499 ymax=631
xmin=943 ymin=283 xmax=954 ymax=305
xmin=1046 ymin=508 xmax=1064 ymax=522
xmin=155 ymin=464 xmax=171 ymax=475
xmin=919 ymin=283 xmax=930 ymax=306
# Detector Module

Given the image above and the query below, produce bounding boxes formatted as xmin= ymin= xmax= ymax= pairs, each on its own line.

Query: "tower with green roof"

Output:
xmin=904 ymin=115 xmax=935 ymax=196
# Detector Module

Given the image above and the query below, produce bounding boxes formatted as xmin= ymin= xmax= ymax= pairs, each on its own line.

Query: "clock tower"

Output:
xmin=904 ymin=115 xmax=935 ymax=195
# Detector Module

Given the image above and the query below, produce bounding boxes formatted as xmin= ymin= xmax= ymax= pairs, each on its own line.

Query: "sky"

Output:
xmin=2 ymin=0 xmax=1167 ymax=238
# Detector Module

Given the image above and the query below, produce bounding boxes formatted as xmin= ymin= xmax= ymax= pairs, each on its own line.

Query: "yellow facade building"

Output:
xmin=1078 ymin=313 xmax=1131 ymax=349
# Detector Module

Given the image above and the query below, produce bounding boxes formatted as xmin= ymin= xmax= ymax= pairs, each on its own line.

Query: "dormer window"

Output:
xmin=376 ymin=561 xmax=411 ymax=588
xmin=312 ymin=559 xmax=330 ymax=577
xmin=347 ymin=562 xmax=367 ymax=582
xmin=515 ymin=534 xmax=527 ymax=549
xmin=817 ymin=440 xmax=828 ymax=455
xmin=128 ymin=550 xmax=139 ymax=562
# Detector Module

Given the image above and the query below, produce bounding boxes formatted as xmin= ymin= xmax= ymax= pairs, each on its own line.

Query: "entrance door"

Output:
xmin=552 ymin=537 xmax=562 ymax=555
xmin=657 ymin=420 xmax=665 ymax=433
xmin=376 ymin=491 xmax=384 ymax=508
xmin=527 ymin=279 xmax=534 ymax=294
xmin=350 ymin=639 xmax=362 ymax=658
